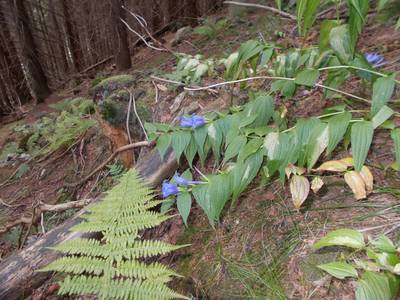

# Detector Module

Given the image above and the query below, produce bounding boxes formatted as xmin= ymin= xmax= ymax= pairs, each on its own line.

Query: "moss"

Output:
xmin=0 ymin=142 xmax=18 ymax=161
xmin=50 ymin=97 xmax=95 ymax=115
xmin=94 ymin=74 xmax=134 ymax=90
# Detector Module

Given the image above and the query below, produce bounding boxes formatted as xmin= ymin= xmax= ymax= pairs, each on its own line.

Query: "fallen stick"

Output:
xmin=0 ymin=199 xmax=93 ymax=234
xmin=223 ymin=1 xmax=297 ymax=21
xmin=64 ymin=140 xmax=153 ymax=187
xmin=0 ymin=147 xmax=178 ymax=300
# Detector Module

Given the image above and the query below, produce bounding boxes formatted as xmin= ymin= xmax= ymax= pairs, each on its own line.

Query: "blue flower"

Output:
xmin=162 ymin=181 xmax=179 ymax=198
xmin=173 ymin=174 xmax=204 ymax=185
xmin=191 ymin=114 xmax=206 ymax=128
xmin=179 ymin=114 xmax=206 ymax=129
xmin=180 ymin=116 xmax=194 ymax=128
xmin=365 ymin=52 xmax=385 ymax=68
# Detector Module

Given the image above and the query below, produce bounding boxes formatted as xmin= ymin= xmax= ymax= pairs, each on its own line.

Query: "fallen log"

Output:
xmin=0 ymin=147 xmax=178 ymax=300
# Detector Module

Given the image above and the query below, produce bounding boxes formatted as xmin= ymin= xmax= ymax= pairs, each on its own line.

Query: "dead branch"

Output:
xmin=65 ymin=140 xmax=153 ymax=187
xmin=223 ymin=1 xmax=297 ymax=21
xmin=0 ymin=198 xmax=93 ymax=234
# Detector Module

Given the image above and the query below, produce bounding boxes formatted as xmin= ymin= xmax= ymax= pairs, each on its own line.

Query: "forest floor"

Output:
xmin=0 ymin=5 xmax=400 ymax=300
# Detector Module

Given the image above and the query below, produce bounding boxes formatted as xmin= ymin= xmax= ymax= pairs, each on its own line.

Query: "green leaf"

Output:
xmin=295 ymin=69 xmax=320 ymax=87
xmin=372 ymin=105 xmax=394 ymax=129
xmin=259 ymin=48 xmax=274 ymax=67
xmin=15 ymin=163 xmax=30 ymax=179
xmin=171 ymin=131 xmax=191 ymax=162
xmin=329 ymin=25 xmax=353 ymax=64
xmin=192 ymin=184 xmax=213 ymax=226
xmin=275 ymin=0 xmax=282 ymax=10
xmin=184 ymin=136 xmax=198 ymax=168
xmin=351 ymin=121 xmax=374 ymax=171
xmin=208 ymin=173 xmax=232 ymax=221
xmin=314 ymin=229 xmax=365 ymax=249
xmin=348 ymin=0 xmax=369 ymax=54
xmin=327 ymin=111 xmax=352 ymax=154
xmin=371 ymin=75 xmax=396 ymax=116
xmin=156 ymin=134 xmax=171 ymax=159
xmin=371 ymin=235 xmax=397 ymax=253
xmin=302 ymin=0 xmax=321 ymax=37
xmin=177 ymin=192 xmax=192 ymax=226
xmin=318 ymin=261 xmax=358 ymax=279
xmin=232 ymin=149 xmax=264 ymax=202
xmin=319 ymin=20 xmax=341 ymax=52
xmin=296 ymin=0 xmax=308 ymax=34
xmin=208 ymin=123 xmax=223 ymax=160
xmin=237 ymin=138 xmax=263 ymax=163
xmin=160 ymin=198 xmax=175 ymax=213
xmin=391 ymin=128 xmax=400 ymax=166
xmin=356 ymin=271 xmax=392 ymax=300
xmin=223 ymin=135 xmax=247 ymax=164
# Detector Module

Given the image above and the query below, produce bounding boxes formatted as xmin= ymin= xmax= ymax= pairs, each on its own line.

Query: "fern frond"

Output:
xmin=116 ymin=260 xmax=180 ymax=280
xmin=43 ymin=169 xmax=188 ymax=299
xmin=59 ymin=276 xmax=189 ymax=300
xmin=39 ymin=256 xmax=108 ymax=276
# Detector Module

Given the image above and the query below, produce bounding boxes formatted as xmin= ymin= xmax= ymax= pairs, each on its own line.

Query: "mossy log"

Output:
xmin=0 ymin=147 xmax=178 ymax=300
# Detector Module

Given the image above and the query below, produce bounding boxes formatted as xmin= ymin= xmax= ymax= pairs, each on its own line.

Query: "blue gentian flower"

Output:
xmin=365 ymin=52 xmax=385 ymax=68
xmin=173 ymin=174 xmax=204 ymax=185
xmin=179 ymin=114 xmax=206 ymax=129
xmin=162 ymin=181 xmax=179 ymax=198
xmin=180 ymin=116 xmax=193 ymax=128
xmin=191 ymin=114 xmax=206 ymax=128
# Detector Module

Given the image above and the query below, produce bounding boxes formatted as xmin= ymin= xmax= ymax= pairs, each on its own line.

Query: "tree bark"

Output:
xmin=61 ymin=0 xmax=84 ymax=72
xmin=111 ymin=0 xmax=132 ymax=70
xmin=48 ymin=0 xmax=68 ymax=74
xmin=12 ymin=0 xmax=50 ymax=103
xmin=0 ymin=147 xmax=178 ymax=300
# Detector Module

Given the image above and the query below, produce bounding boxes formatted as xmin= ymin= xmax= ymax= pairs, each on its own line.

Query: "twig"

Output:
xmin=40 ymin=213 xmax=45 ymax=234
xmin=126 ymin=89 xmax=133 ymax=144
xmin=64 ymin=140 xmax=153 ymax=187
xmin=120 ymin=18 xmax=165 ymax=52
xmin=0 ymin=198 xmax=93 ymax=235
xmin=150 ymin=75 xmax=186 ymax=86
xmin=131 ymin=91 xmax=149 ymax=141
xmin=223 ymin=1 xmax=296 ymax=21
xmin=152 ymin=80 xmax=159 ymax=103
xmin=153 ymin=75 xmax=371 ymax=104
xmin=122 ymin=7 xmax=174 ymax=54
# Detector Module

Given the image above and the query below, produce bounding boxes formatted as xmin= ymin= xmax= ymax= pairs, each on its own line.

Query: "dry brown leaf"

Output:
xmin=317 ymin=160 xmax=349 ymax=172
xmin=311 ymin=176 xmax=324 ymax=193
xmin=344 ymin=171 xmax=367 ymax=200
xmin=359 ymin=166 xmax=373 ymax=195
xmin=290 ymin=175 xmax=310 ymax=209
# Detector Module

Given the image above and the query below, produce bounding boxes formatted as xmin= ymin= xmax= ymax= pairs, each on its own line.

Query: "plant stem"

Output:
xmin=318 ymin=65 xmax=400 ymax=85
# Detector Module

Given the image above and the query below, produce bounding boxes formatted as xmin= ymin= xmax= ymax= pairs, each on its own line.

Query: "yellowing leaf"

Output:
xmin=339 ymin=157 xmax=354 ymax=167
xmin=317 ymin=160 xmax=349 ymax=172
xmin=285 ymin=164 xmax=306 ymax=179
xmin=344 ymin=171 xmax=367 ymax=200
xmin=290 ymin=175 xmax=310 ymax=209
xmin=311 ymin=176 xmax=324 ymax=193
xmin=359 ymin=166 xmax=373 ymax=195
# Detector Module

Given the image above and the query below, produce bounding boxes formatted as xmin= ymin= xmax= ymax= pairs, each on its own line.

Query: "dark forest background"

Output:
xmin=0 ymin=0 xmax=223 ymax=114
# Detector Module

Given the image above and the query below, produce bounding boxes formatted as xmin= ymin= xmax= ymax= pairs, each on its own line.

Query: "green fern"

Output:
xmin=41 ymin=169 xmax=188 ymax=300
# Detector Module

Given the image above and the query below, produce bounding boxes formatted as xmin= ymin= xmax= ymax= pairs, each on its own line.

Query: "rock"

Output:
xmin=171 ymin=26 xmax=192 ymax=46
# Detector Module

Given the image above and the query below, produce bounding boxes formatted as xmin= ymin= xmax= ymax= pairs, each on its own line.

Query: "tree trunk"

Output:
xmin=111 ymin=0 xmax=132 ymax=70
xmin=12 ymin=0 xmax=50 ymax=103
xmin=48 ymin=0 xmax=68 ymax=75
xmin=61 ymin=0 xmax=84 ymax=72
xmin=0 ymin=6 xmax=30 ymax=107
xmin=0 ymin=147 xmax=178 ymax=300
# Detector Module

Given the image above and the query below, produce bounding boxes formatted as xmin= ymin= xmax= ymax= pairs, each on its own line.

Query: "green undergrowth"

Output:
xmin=14 ymin=98 xmax=97 ymax=157
xmin=173 ymin=186 xmax=302 ymax=299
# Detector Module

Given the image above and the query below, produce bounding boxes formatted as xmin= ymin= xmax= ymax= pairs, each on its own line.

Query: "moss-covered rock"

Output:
xmin=91 ymin=74 xmax=135 ymax=96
